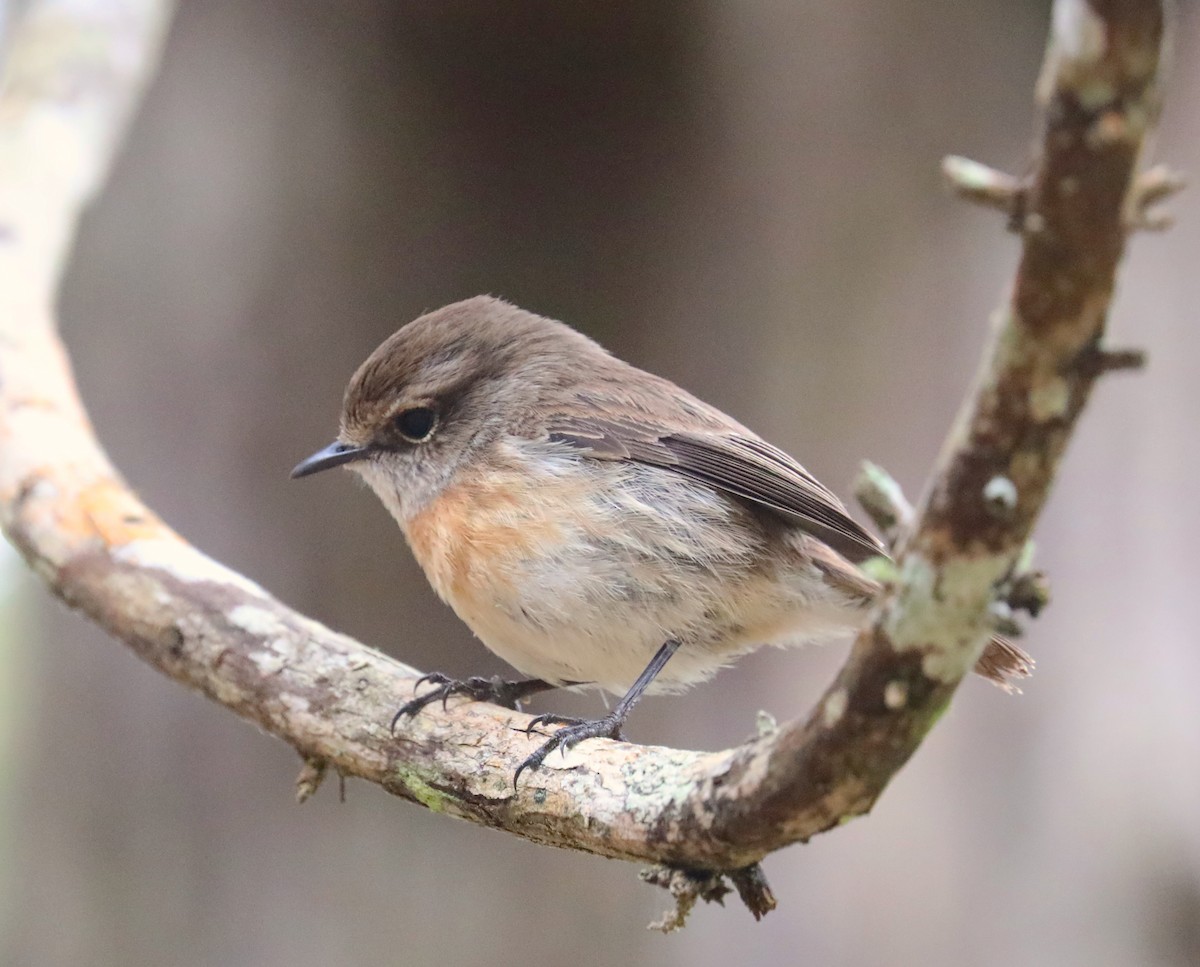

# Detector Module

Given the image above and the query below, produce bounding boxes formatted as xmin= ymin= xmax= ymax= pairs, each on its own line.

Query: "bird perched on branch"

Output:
xmin=293 ymin=296 xmax=1031 ymax=783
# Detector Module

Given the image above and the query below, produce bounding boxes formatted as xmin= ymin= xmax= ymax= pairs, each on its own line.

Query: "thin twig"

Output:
xmin=941 ymin=155 xmax=1026 ymax=220
xmin=854 ymin=461 xmax=915 ymax=548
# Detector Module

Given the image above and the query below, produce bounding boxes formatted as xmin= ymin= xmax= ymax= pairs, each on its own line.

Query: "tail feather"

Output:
xmin=810 ymin=541 xmax=1037 ymax=692
xmin=974 ymin=636 xmax=1035 ymax=692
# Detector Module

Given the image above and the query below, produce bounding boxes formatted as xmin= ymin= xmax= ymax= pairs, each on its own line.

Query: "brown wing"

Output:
xmin=546 ymin=414 xmax=886 ymax=564
xmin=546 ymin=412 xmax=1032 ymax=689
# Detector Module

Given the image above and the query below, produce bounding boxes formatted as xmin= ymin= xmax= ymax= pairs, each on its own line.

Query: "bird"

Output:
xmin=292 ymin=296 xmax=1031 ymax=783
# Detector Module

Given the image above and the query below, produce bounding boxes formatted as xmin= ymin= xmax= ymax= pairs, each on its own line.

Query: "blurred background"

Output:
xmin=1 ymin=0 xmax=1198 ymax=964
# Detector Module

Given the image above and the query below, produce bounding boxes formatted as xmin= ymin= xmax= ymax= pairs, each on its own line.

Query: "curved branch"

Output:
xmin=0 ymin=0 xmax=1167 ymax=894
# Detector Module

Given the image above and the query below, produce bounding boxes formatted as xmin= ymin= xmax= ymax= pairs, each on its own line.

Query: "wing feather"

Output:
xmin=546 ymin=415 xmax=885 ymax=563
xmin=545 ymin=412 xmax=1033 ymax=687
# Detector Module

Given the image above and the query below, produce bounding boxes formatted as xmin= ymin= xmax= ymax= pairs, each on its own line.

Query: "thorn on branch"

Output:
xmin=1002 ymin=569 xmax=1051 ymax=618
xmin=1127 ymin=164 xmax=1186 ymax=231
xmin=1096 ymin=347 xmax=1147 ymax=373
xmin=1135 ymin=165 xmax=1187 ymax=208
xmin=729 ymin=864 xmax=778 ymax=921
xmin=295 ymin=755 xmax=328 ymax=803
xmin=941 ymin=155 xmax=1028 ymax=227
xmin=1129 ymin=209 xmax=1175 ymax=232
xmin=1078 ymin=344 xmax=1148 ymax=377
xmin=854 ymin=461 xmax=914 ymax=550
xmin=641 ymin=863 xmax=776 ymax=932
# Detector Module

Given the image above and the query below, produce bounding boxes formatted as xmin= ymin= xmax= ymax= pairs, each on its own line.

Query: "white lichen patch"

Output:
xmin=884 ymin=680 xmax=908 ymax=710
xmin=983 ymin=476 xmax=1018 ymax=514
xmin=884 ymin=554 xmax=1009 ymax=683
xmin=228 ymin=603 xmax=286 ymax=637
xmin=279 ymin=691 xmax=312 ymax=716
xmin=115 ymin=539 xmax=267 ymax=597
xmin=616 ymin=755 xmax=701 ymax=825
xmin=1030 ymin=375 xmax=1070 ymax=422
xmin=1053 ymin=0 xmax=1107 ymax=67
xmin=250 ymin=648 xmax=287 ymax=676
xmin=230 ymin=609 xmax=296 ymax=675
xmin=822 ymin=688 xmax=848 ymax=728
xmin=755 ymin=710 xmax=778 ymax=738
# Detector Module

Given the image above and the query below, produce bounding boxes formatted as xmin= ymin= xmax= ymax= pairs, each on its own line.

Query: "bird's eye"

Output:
xmin=394 ymin=406 xmax=437 ymax=442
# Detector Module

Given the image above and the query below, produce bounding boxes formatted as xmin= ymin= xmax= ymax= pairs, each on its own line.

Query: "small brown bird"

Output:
xmin=293 ymin=297 xmax=1030 ymax=782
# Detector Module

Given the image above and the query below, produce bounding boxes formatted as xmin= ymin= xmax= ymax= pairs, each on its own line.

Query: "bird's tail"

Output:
xmin=975 ymin=636 xmax=1035 ymax=692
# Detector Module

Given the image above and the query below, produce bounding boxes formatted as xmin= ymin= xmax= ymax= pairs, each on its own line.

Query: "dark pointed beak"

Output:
xmin=290 ymin=441 xmax=371 ymax=479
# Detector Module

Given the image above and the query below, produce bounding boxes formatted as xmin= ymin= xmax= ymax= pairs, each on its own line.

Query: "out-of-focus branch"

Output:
xmin=0 ymin=0 xmax=1169 ymax=931
xmin=752 ymin=0 xmax=1165 ymax=851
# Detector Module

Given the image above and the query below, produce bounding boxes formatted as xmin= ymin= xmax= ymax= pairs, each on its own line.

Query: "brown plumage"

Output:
xmin=293 ymin=296 xmax=1032 ymax=778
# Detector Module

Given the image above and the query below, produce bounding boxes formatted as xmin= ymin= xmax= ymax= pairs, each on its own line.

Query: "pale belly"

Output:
xmin=399 ymin=444 xmax=864 ymax=694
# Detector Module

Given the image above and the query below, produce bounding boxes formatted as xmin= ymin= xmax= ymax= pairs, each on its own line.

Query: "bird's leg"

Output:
xmin=390 ymin=674 xmax=562 ymax=732
xmin=514 ymin=639 xmax=681 ymax=786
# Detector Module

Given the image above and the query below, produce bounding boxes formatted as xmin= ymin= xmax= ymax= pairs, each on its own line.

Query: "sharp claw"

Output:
xmin=391 ymin=697 xmax=426 ymax=726
xmin=513 ymin=741 xmax=556 ymax=789
xmin=394 ymin=674 xmax=558 ymax=733
xmin=521 ymin=714 xmax=548 ymax=737
xmin=391 ymin=681 xmax=452 ymax=728
xmin=512 ymin=714 xmax=627 ymax=787
xmin=413 ymin=672 xmax=451 ymax=696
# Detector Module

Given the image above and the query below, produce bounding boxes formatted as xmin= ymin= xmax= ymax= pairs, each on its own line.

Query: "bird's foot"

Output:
xmin=514 ymin=711 xmax=627 ymax=786
xmin=390 ymin=674 xmax=556 ymax=732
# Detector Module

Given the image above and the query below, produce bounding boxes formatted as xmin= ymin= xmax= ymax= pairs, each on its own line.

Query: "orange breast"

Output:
xmin=403 ymin=466 xmax=584 ymax=623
